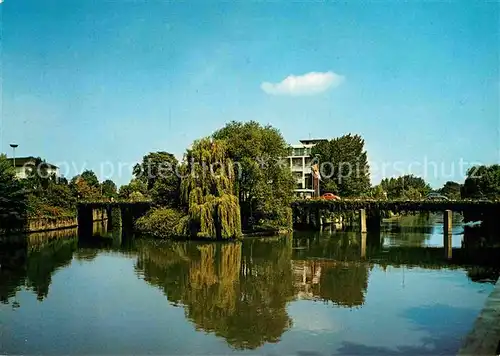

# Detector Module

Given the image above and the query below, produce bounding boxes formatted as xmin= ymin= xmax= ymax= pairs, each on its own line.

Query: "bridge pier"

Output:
xmin=110 ymin=206 xmax=123 ymax=230
xmin=443 ymin=210 xmax=453 ymax=259
xmin=444 ymin=209 xmax=452 ymax=234
xmin=359 ymin=209 xmax=367 ymax=233
xmin=77 ymin=205 xmax=93 ymax=238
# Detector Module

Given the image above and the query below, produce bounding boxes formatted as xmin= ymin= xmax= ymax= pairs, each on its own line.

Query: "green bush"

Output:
xmin=135 ymin=208 xmax=185 ymax=238
xmin=255 ymin=206 xmax=292 ymax=232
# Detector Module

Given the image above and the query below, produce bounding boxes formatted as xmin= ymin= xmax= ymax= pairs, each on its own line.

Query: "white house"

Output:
xmin=7 ymin=156 xmax=59 ymax=179
xmin=286 ymin=139 xmax=327 ymax=198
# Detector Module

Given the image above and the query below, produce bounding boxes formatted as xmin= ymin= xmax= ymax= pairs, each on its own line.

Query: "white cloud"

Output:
xmin=261 ymin=71 xmax=344 ymax=96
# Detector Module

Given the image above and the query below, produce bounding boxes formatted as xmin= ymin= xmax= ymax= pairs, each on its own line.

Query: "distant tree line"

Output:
xmin=0 ymin=154 xmax=118 ymax=232
xmin=2 ymin=121 xmax=500 ymax=237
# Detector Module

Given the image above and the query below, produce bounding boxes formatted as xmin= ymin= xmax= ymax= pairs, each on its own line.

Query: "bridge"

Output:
xmin=77 ymin=199 xmax=500 ymax=235
xmin=291 ymin=199 xmax=500 ymax=230
xmin=76 ymin=201 xmax=151 ymax=237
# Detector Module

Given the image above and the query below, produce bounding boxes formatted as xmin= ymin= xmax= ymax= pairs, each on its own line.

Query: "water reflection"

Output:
xmin=0 ymin=230 xmax=77 ymax=304
xmin=0 ymin=215 xmax=499 ymax=354
xmin=135 ymin=237 xmax=295 ymax=349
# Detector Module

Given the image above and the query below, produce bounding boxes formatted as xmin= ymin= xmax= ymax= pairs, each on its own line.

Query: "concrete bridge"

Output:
xmin=291 ymin=199 xmax=500 ymax=231
xmin=77 ymin=198 xmax=500 ymax=237
xmin=76 ymin=201 xmax=151 ymax=237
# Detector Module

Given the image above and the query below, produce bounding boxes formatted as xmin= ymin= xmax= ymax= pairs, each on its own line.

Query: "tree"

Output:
xmin=118 ymin=178 xmax=148 ymax=200
xmin=0 ymin=154 xmax=27 ymax=231
xmin=461 ymin=165 xmax=500 ymax=199
xmin=311 ymin=134 xmax=370 ymax=197
xmin=80 ymin=170 xmax=100 ymax=188
xmin=369 ymin=185 xmax=387 ymax=199
xmin=21 ymin=157 xmax=76 ymax=216
xmin=213 ymin=121 xmax=295 ymax=230
xmin=133 ymin=152 xmax=179 ymax=189
xmin=70 ymin=175 xmax=100 ymax=200
xmin=101 ymin=179 xmax=117 ymax=199
xmin=440 ymin=181 xmax=461 ymax=200
xmin=178 ymin=138 xmax=241 ymax=239
xmin=132 ymin=152 xmax=180 ymax=207
xmin=380 ymin=175 xmax=431 ymax=199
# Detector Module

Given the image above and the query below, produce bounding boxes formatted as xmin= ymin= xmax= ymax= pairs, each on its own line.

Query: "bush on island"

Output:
xmin=135 ymin=208 xmax=185 ymax=238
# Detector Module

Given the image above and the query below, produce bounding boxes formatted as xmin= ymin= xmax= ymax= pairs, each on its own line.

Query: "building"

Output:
xmin=287 ymin=139 xmax=327 ymax=198
xmin=6 ymin=156 xmax=59 ymax=179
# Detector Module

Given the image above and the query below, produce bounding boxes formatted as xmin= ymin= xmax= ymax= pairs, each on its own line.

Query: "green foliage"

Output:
xmin=254 ymin=206 xmax=293 ymax=232
xmin=80 ymin=170 xmax=100 ymax=188
xmin=129 ymin=191 xmax=148 ymax=202
xmin=135 ymin=208 xmax=185 ymax=238
xmin=462 ymin=165 xmax=500 ymax=200
xmin=311 ymin=134 xmax=370 ymax=197
xmin=70 ymin=174 xmax=101 ymax=200
xmin=369 ymin=185 xmax=387 ymax=199
xmin=180 ymin=138 xmax=242 ymax=239
xmin=101 ymin=179 xmax=118 ymax=198
xmin=21 ymin=158 xmax=77 ymax=218
xmin=150 ymin=175 xmax=180 ymax=207
xmin=439 ymin=181 xmax=461 ymax=200
xmin=380 ymin=175 xmax=431 ymax=199
xmin=132 ymin=152 xmax=180 ymax=207
xmin=119 ymin=178 xmax=148 ymax=200
xmin=0 ymin=154 xmax=27 ymax=231
xmin=123 ymin=151 xmax=182 ymax=207
xmin=213 ymin=121 xmax=295 ymax=230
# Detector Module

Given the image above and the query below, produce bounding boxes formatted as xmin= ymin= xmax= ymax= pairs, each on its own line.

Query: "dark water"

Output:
xmin=0 ymin=215 xmax=498 ymax=355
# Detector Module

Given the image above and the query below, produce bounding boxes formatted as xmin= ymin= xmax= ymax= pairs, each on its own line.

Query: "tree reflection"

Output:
xmin=0 ymin=235 xmax=77 ymax=304
xmin=0 ymin=242 xmax=27 ymax=303
xmin=25 ymin=238 xmax=77 ymax=300
xmin=135 ymin=237 xmax=295 ymax=349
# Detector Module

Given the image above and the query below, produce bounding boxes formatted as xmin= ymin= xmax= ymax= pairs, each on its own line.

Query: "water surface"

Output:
xmin=0 ymin=216 xmax=497 ymax=355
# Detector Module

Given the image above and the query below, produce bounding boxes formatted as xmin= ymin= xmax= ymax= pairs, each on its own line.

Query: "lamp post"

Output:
xmin=9 ymin=143 xmax=18 ymax=168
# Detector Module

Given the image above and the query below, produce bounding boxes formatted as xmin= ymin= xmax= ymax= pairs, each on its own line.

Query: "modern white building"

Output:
xmin=287 ymin=139 xmax=327 ymax=198
xmin=7 ymin=157 xmax=59 ymax=179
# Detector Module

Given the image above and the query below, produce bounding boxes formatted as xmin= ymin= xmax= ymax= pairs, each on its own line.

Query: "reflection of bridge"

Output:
xmin=291 ymin=259 xmax=369 ymax=307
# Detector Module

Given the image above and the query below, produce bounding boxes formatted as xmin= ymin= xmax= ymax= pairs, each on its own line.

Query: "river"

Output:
xmin=0 ymin=214 xmax=498 ymax=355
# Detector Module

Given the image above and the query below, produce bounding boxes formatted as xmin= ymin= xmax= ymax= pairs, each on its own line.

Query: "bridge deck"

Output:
xmin=291 ymin=200 xmax=500 ymax=213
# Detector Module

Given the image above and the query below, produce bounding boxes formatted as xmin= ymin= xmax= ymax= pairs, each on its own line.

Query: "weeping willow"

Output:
xmin=180 ymin=138 xmax=242 ymax=239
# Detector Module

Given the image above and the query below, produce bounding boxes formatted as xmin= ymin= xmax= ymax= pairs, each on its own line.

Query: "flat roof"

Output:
xmin=299 ymin=139 xmax=327 ymax=145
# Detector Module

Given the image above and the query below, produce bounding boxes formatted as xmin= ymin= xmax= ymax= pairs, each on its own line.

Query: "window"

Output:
xmin=294 ymin=148 xmax=305 ymax=156
xmin=304 ymin=173 xmax=312 ymax=190
xmin=291 ymin=158 xmax=302 ymax=169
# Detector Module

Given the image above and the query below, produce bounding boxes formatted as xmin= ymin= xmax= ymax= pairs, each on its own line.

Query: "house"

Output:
xmin=6 ymin=156 xmax=59 ymax=179
xmin=286 ymin=139 xmax=327 ymax=198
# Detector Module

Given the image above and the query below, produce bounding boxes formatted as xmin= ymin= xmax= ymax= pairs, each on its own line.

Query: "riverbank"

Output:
xmin=0 ymin=209 xmax=108 ymax=240
xmin=458 ymin=276 xmax=500 ymax=355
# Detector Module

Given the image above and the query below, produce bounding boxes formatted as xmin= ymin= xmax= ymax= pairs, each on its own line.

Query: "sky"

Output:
xmin=1 ymin=0 xmax=498 ymax=187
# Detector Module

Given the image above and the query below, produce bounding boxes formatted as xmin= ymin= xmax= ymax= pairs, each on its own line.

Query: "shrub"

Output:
xmin=255 ymin=206 xmax=292 ymax=232
xmin=135 ymin=208 xmax=185 ymax=238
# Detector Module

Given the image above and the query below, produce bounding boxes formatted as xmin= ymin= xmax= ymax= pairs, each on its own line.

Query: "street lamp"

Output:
xmin=9 ymin=143 xmax=18 ymax=168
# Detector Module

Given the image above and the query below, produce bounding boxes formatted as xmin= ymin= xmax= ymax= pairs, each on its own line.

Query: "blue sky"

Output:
xmin=1 ymin=0 xmax=498 ymax=187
